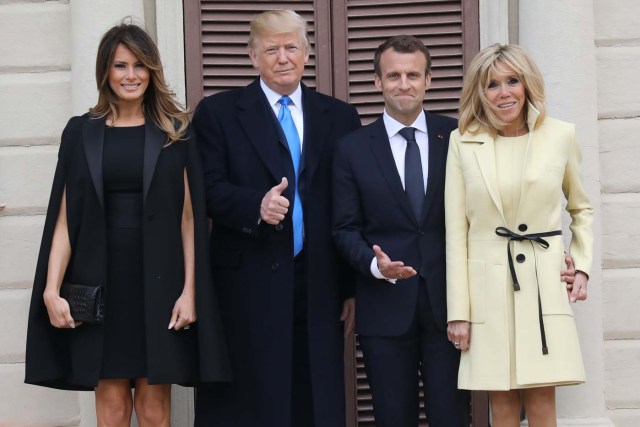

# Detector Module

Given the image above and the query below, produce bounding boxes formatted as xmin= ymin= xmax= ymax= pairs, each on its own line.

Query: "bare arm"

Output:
xmin=43 ymin=188 xmax=77 ymax=328
xmin=169 ymin=169 xmax=197 ymax=330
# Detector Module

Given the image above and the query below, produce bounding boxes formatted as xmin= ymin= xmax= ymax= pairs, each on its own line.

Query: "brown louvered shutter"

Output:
xmin=332 ymin=0 xmax=477 ymax=123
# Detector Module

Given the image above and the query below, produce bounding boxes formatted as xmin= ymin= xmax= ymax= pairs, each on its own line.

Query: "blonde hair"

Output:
xmin=458 ymin=44 xmax=546 ymax=137
xmin=248 ymin=10 xmax=310 ymax=51
xmin=90 ymin=20 xmax=188 ymax=145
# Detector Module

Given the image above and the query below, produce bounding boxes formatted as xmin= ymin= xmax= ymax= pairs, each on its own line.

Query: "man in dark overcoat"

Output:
xmin=192 ymin=10 xmax=361 ymax=427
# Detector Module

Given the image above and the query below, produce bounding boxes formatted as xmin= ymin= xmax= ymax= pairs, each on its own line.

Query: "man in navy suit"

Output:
xmin=192 ymin=10 xmax=361 ymax=427
xmin=332 ymin=35 xmax=469 ymax=426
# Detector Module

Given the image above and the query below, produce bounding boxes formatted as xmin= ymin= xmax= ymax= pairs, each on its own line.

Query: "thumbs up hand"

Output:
xmin=260 ymin=177 xmax=290 ymax=225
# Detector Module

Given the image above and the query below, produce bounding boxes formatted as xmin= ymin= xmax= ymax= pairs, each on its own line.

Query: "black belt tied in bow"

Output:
xmin=495 ymin=226 xmax=562 ymax=355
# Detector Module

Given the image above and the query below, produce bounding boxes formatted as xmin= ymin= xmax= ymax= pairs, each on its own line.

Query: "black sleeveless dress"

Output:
xmin=100 ymin=125 xmax=146 ymax=378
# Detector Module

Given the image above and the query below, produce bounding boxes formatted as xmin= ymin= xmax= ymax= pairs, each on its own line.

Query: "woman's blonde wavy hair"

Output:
xmin=458 ymin=44 xmax=546 ymax=137
xmin=90 ymin=20 xmax=188 ymax=145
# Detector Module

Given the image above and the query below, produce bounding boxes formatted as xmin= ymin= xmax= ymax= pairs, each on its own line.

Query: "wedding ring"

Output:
xmin=454 ymin=341 xmax=461 ymax=349
xmin=184 ymin=325 xmax=190 ymax=330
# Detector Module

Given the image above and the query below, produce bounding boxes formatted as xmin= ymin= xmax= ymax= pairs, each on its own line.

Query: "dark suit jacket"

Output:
xmin=25 ymin=114 xmax=230 ymax=390
xmin=333 ymin=111 xmax=457 ymax=336
xmin=192 ymin=79 xmax=361 ymax=427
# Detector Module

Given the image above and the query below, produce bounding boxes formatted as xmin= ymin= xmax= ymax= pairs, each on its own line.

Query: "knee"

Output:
xmin=134 ymin=391 xmax=170 ymax=425
xmin=490 ymin=391 xmax=520 ymax=418
xmin=524 ymin=388 xmax=556 ymax=418
xmin=96 ymin=392 xmax=133 ymax=426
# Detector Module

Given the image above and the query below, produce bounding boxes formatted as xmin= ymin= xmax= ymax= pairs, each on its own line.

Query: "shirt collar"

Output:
xmin=382 ymin=109 xmax=427 ymax=139
xmin=259 ymin=79 xmax=303 ymax=110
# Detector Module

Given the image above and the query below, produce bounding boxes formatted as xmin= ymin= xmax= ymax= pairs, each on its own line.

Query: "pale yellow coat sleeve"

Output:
xmin=445 ymin=129 xmax=471 ymax=322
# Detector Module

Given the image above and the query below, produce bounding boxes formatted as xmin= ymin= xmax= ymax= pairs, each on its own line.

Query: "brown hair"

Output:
xmin=90 ymin=20 xmax=188 ymax=144
xmin=458 ymin=43 xmax=546 ymax=137
xmin=374 ymin=35 xmax=432 ymax=77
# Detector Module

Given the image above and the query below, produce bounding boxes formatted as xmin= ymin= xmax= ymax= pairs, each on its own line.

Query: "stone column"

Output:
xmin=70 ymin=0 xmax=145 ymax=115
xmin=519 ymin=1 xmax=611 ymax=425
xmin=155 ymin=0 xmax=186 ymax=106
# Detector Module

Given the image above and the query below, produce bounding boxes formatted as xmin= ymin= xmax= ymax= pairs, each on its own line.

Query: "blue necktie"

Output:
xmin=399 ymin=127 xmax=425 ymax=221
xmin=278 ymin=96 xmax=304 ymax=255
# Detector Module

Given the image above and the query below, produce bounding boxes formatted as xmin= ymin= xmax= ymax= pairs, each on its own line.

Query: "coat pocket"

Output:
xmin=537 ymin=251 xmax=574 ymax=316
xmin=468 ymin=259 xmax=486 ymax=324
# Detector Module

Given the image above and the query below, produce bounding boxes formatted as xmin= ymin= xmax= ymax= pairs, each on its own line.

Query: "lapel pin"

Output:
xmin=437 ymin=134 xmax=444 ymax=139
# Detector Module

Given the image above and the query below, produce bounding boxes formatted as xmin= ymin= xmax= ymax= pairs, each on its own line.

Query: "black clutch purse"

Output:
xmin=60 ymin=283 xmax=105 ymax=324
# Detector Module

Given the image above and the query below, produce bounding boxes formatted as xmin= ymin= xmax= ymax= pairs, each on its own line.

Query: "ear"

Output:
xmin=248 ymin=48 xmax=259 ymax=69
xmin=303 ymin=46 xmax=310 ymax=64
xmin=374 ymin=73 xmax=382 ymax=91
xmin=424 ymin=72 xmax=433 ymax=91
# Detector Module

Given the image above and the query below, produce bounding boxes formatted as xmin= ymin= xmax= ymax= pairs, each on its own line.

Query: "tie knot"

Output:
xmin=399 ymin=127 xmax=417 ymax=143
xmin=279 ymin=96 xmax=292 ymax=107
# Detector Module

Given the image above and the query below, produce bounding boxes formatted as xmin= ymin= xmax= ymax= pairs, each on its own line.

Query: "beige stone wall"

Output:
xmin=0 ymin=0 xmax=190 ymax=425
xmin=0 ymin=1 xmax=78 ymax=425
xmin=595 ymin=0 xmax=640 ymax=425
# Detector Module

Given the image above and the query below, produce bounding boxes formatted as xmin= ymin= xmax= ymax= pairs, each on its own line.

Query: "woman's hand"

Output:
xmin=447 ymin=320 xmax=471 ymax=351
xmin=168 ymin=291 xmax=196 ymax=330
xmin=43 ymin=290 xmax=80 ymax=328
xmin=567 ymin=271 xmax=589 ymax=303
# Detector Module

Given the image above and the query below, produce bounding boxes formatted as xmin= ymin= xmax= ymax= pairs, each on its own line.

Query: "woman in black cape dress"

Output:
xmin=25 ymin=22 xmax=230 ymax=426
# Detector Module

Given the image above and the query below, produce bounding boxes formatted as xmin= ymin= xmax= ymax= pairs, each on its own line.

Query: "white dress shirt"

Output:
xmin=370 ymin=110 xmax=430 ymax=282
xmin=260 ymin=79 xmax=304 ymax=149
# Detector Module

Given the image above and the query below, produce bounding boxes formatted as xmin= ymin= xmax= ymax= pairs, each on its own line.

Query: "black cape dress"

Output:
xmin=25 ymin=114 xmax=231 ymax=390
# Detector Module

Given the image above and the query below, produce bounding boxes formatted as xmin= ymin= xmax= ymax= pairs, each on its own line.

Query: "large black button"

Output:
xmin=271 ymin=262 xmax=279 ymax=271
xmin=516 ymin=254 xmax=526 ymax=263
xmin=275 ymin=223 xmax=283 ymax=231
xmin=518 ymin=224 xmax=528 ymax=232
xmin=419 ymin=230 xmax=425 ymax=236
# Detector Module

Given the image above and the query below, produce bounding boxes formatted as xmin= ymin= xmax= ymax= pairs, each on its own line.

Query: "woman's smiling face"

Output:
xmin=484 ymin=62 xmax=527 ymax=136
xmin=108 ymin=44 xmax=150 ymax=105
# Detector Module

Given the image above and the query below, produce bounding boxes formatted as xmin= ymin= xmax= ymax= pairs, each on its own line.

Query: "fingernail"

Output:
xmin=168 ymin=322 xmax=174 ymax=329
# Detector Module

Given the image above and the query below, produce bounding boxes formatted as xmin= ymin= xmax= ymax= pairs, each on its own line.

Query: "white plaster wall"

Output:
xmin=594 ymin=0 xmax=640 ymax=425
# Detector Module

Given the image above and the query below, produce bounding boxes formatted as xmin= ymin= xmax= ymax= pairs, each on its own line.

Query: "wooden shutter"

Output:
xmin=332 ymin=0 xmax=476 ymax=123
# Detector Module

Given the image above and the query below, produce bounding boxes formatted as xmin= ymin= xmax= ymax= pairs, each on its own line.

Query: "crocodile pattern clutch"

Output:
xmin=60 ymin=283 xmax=105 ymax=324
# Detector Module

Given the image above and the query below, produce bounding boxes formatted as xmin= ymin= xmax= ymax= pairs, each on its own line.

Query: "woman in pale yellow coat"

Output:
xmin=445 ymin=44 xmax=593 ymax=426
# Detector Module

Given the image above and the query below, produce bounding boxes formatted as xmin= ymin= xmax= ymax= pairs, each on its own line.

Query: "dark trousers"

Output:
xmin=292 ymin=251 xmax=314 ymax=427
xmin=359 ymin=281 xmax=469 ymax=427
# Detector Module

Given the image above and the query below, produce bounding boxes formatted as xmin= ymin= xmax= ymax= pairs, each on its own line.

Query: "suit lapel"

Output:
xmin=421 ymin=111 xmax=447 ymax=223
xmin=301 ymin=84 xmax=328 ymax=190
xmin=467 ymin=132 xmax=506 ymax=223
xmin=143 ymin=118 xmax=165 ymax=207
xmin=237 ymin=80 xmax=283 ymax=182
xmin=82 ymin=116 xmax=105 ymax=208
xmin=368 ymin=117 xmax=417 ymax=224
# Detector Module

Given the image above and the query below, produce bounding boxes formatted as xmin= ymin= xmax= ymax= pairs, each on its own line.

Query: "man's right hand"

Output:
xmin=373 ymin=245 xmax=417 ymax=280
xmin=260 ymin=177 xmax=290 ymax=225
